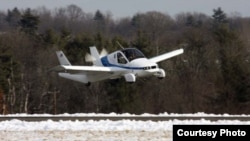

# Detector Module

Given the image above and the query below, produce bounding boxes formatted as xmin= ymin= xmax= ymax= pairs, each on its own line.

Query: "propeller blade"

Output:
xmin=100 ymin=48 xmax=108 ymax=57
xmin=85 ymin=53 xmax=96 ymax=62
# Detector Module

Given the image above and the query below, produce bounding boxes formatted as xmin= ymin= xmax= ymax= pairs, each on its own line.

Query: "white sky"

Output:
xmin=0 ymin=0 xmax=249 ymax=19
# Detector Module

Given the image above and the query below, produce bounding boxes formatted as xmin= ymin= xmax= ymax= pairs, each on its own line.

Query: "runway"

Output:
xmin=1 ymin=114 xmax=250 ymax=141
xmin=1 ymin=115 xmax=250 ymax=121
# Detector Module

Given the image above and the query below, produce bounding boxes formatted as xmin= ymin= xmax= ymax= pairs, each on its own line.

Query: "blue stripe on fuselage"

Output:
xmin=101 ymin=56 xmax=144 ymax=70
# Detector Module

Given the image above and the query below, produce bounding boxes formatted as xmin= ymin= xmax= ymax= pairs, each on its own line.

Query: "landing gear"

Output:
xmin=124 ymin=73 xmax=136 ymax=83
xmin=128 ymin=81 xmax=135 ymax=84
xmin=85 ymin=82 xmax=91 ymax=86
xmin=155 ymin=69 xmax=166 ymax=78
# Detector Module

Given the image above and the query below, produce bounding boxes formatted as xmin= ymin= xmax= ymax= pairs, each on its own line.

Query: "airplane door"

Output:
xmin=115 ymin=52 xmax=133 ymax=73
xmin=116 ymin=52 xmax=128 ymax=65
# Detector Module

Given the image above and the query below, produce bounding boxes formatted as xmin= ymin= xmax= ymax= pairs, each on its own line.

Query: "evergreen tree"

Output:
xmin=6 ymin=7 xmax=21 ymax=28
xmin=42 ymin=29 xmax=58 ymax=45
xmin=131 ymin=30 xmax=151 ymax=56
xmin=94 ymin=10 xmax=106 ymax=32
xmin=211 ymin=7 xmax=250 ymax=113
xmin=212 ymin=7 xmax=227 ymax=25
xmin=19 ymin=8 xmax=40 ymax=35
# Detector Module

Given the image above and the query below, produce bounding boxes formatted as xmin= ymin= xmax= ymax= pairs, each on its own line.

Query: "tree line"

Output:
xmin=0 ymin=5 xmax=249 ymax=114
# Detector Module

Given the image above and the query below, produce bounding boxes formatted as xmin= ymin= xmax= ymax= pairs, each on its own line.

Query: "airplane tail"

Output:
xmin=56 ymin=51 xmax=71 ymax=66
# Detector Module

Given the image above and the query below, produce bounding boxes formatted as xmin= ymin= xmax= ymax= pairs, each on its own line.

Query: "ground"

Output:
xmin=0 ymin=130 xmax=172 ymax=141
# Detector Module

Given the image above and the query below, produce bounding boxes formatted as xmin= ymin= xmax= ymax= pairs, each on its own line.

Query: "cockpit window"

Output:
xmin=117 ymin=52 xmax=128 ymax=64
xmin=121 ymin=48 xmax=145 ymax=61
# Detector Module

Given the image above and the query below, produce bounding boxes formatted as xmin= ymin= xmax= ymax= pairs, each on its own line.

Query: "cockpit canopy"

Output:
xmin=121 ymin=48 xmax=145 ymax=62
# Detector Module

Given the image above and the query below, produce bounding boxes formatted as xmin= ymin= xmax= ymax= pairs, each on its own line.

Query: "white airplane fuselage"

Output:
xmin=100 ymin=48 xmax=165 ymax=81
xmin=53 ymin=47 xmax=183 ymax=84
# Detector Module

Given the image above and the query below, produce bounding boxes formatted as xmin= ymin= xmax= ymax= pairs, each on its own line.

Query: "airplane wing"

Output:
xmin=49 ymin=65 xmax=126 ymax=74
xmin=149 ymin=48 xmax=184 ymax=63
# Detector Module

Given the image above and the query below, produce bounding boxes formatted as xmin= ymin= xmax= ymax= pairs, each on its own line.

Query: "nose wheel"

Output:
xmin=124 ymin=73 xmax=136 ymax=83
xmin=85 ymin=82 xmax=91 ymax=86
xmin=155 ymin=69 xmax=166 ymax=78
xmin=158 ymin=77 xmax=164 ymax=80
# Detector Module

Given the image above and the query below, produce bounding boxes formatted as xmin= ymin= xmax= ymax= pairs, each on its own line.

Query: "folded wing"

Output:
xmin=149 ymin=48 xmax=184 ymax=63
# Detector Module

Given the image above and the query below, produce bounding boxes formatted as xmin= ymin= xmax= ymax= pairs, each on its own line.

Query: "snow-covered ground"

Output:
xmin=1 ymin=113 xmax=250 ymax=141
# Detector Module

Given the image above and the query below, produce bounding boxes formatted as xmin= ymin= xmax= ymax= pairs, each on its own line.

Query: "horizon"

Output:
xmin=0 ymin=0 xmax=249 ymax=19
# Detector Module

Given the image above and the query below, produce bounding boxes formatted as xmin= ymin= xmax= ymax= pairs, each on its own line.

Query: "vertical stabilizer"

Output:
xmin=56 ymin=51 xmax=71 ymax=66
xmin=89 ymin=46 xmax=103 ymax=66
xmin=89 ymin=46 xmax=100 ymax=59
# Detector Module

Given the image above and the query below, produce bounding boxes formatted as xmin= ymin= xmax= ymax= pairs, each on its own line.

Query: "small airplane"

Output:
xmin=50 ymin=46 xmax=184 ymax=86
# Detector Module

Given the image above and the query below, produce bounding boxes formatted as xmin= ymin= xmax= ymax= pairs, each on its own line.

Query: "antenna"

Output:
xmin=116 ymin=41 xmax=124 ymax=49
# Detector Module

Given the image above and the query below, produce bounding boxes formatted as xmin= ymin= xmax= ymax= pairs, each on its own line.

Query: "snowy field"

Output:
xmin=1 ymin=113 xmax=250 ymax=141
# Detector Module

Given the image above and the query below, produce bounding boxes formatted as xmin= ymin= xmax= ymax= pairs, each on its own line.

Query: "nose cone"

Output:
xmin=129 ymin=58 xmax=160 ymax=77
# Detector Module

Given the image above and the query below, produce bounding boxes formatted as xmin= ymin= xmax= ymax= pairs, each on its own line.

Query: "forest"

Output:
xmin=0 ymin=5 xmax=249 ymax=115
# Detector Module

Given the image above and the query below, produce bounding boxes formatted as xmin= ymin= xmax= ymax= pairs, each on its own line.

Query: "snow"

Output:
xmin=1 ymin=112 xmax=249 ymax=117
xmin=1 ymin=113 xmax=250 ymax=141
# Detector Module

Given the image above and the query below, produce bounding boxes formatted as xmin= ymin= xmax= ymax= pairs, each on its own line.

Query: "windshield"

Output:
xmin=121 ymin=48 xmax=145 ymax=62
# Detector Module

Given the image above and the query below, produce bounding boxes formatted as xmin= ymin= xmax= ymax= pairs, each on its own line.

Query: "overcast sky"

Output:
xmin=0 ymin=0 xmax=249 ymax=19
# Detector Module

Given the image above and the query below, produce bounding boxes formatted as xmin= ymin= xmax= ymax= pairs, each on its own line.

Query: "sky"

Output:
xmin=0 ymin=0 xmax=249 ymax=19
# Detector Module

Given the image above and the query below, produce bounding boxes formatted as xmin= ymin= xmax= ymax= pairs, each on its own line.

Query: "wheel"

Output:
xmin=85 ymin=82 xmax=91 ymax=86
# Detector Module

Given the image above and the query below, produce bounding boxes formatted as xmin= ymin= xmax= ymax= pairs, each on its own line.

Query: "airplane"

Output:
xmin=50 ymin=46 xmax=184 ymax=86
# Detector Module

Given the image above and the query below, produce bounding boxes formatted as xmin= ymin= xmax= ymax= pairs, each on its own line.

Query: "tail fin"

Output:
xmin=89 ymin=46 xmax=100 ymax=60
xmin=88 ymin=46 xmax=103 ymax=66
xmin=56 ymin=51 xmax=71 ymax=66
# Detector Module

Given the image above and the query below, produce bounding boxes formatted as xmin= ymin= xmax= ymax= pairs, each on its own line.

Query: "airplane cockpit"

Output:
xmin=120 ymin=48 xmax=145 ymax=62
xmin=116 ymin=48 xmax=145 ymax=64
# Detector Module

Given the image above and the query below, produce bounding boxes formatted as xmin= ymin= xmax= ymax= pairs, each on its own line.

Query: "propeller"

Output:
xmin=85 ymin=53 xmax=96 ymax=62
xmin=85 ymin=48 xmax=108 ymax=62
xmin=100 ymin=48 xmax=108 ymax=57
